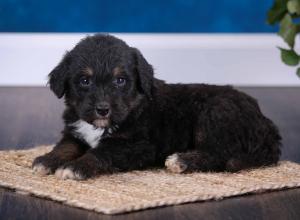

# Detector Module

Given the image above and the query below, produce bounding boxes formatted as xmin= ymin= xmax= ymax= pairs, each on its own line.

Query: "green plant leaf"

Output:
xmin=279 ymin=47 xmax=300 ymax=66
xmin=287 ymin=0 xmax=300 ymax=15
xmin=267 ymin=0 xmax=288 ymax=24
xmin=297 ymin=67 xmax=300 ymax=78
xmin=279 ymin=14 xmax=298 ymax=48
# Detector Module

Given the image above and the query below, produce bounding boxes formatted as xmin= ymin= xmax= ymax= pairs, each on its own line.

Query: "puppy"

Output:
xmin=32 ymin=34 xmax=281 ymax=180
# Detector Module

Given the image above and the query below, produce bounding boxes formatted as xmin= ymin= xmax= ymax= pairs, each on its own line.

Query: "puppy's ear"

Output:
xmin=131 ymin=48 xmax=154 ymax=99
xmin=48 ymin=52 xmax=71 ymax=98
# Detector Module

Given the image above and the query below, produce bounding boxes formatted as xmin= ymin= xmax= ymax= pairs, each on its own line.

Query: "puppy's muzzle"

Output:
xmin=95 ymin=102 xmax=110 ymax=117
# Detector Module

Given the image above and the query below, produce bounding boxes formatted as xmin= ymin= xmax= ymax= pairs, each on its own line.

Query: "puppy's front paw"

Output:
xmin=55 ymin=154 xmax=100 ymax=180
xmin=32 ymin=163 xmax=51 ymax=175
xmin=32 ymin=154 xmax=65 ymax=175
xmin=55 ymin=167 xmax=84 ymax=180
xmin=165 ymin=153 xmax=188 ymax=173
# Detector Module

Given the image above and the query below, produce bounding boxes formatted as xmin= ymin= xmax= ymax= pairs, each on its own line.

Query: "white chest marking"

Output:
xmin=71 ymin=120 xmax=104 ymax=148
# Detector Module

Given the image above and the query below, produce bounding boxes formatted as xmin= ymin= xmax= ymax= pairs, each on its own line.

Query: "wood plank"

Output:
xmin=1 ymin=187 xmax=300 ymax=220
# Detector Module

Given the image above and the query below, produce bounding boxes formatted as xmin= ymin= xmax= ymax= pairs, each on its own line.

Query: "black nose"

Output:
xmin=96 ymin=103 xmax=110 ymax=117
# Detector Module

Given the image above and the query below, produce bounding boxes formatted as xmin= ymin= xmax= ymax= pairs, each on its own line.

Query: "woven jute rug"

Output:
xmin=0 ymin=146 xmax=300 ymax=215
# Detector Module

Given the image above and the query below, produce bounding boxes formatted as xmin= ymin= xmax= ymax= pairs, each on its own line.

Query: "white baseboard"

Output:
xmin=0 ymin=33 xmax=299 ymax=86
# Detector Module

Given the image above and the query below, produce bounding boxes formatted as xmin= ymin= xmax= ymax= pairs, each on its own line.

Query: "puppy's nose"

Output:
xmin=96 ymin=108 xmax=109 ymax=117
xmin=95 ymin=103 xmax=110 ymax=117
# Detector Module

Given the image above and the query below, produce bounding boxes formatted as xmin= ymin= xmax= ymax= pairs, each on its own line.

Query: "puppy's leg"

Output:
xmin=32 ymin=135 xmax=88 ymax=175
xmin=225 ymin=154 xmax=279 ymax=172
xmin=55 ymin=139 xmax=156 ymax=180
xmin=55 ymin=152 xmax=102 ymax=180
xmin=165 ymin=151 xmax=224 ymax=173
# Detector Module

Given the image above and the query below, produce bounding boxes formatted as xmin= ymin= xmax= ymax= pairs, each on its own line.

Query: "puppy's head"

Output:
xmin=48 ymin=34 xmax=154 ymax=128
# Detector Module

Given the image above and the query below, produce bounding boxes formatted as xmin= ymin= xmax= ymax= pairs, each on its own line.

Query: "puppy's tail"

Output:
xmin=226 ymin=118 xmax=282 ymax=172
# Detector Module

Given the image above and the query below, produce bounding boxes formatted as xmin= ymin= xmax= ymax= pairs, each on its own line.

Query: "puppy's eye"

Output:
xmin=79 ymin=76 xmax=91 ymax=87
xmin=114 ymin=77 xmax=126 ymax=86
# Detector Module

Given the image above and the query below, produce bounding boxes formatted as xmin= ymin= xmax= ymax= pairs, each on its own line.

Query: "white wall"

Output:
xmin=0 ymin=33 xmax=299 ymax=86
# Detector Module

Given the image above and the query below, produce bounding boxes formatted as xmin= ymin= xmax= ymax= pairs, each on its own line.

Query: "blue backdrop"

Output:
xmin=0 ymin=0 xmax=276 ymax=32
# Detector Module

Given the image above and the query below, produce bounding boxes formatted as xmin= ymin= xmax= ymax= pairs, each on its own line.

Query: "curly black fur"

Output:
xmin=33 ymin=34 xmax=281 ymax=180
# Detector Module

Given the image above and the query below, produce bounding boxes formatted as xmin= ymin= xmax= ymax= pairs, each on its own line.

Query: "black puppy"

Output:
xmin=32 ymin=34 xmax=281 ymax=180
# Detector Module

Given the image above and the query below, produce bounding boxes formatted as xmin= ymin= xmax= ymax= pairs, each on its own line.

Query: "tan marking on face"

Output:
xmin=83 ymin=67 xmax=93 ymax=76
xmin=93 ymin=119 xmax=109 ymax=128
xmin=112 ymin=67 xmax=122 ymax=77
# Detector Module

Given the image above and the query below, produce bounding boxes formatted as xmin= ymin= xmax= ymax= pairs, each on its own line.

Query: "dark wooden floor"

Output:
xmin=0 ymin=86 xmax=300 ymax=219
xmin=1 ymin=187 xmax=300 ymax=220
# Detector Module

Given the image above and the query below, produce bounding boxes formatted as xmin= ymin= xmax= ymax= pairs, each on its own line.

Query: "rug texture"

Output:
xmin=0 ymin=146 xmax=300 ymax=214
